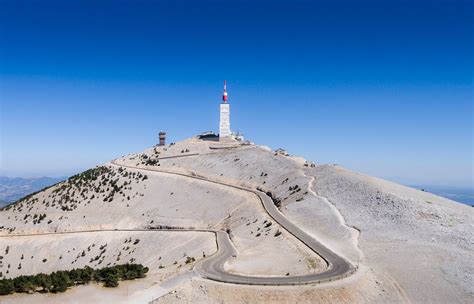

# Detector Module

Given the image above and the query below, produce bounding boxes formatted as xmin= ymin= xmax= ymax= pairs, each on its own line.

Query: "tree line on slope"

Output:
xmin=0 ymin=263 xmax=149 ymax=296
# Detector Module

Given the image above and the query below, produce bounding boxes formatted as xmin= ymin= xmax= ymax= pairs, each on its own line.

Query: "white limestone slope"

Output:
xmin=0 ymin=165 xmax=253 ymax=233
xmin=0 ymin=137 xmax=327 ymax=303
xmin=0 ymin=136 xmax=472 ymax=303
xmin=0 ymin=231 xmax=215 ymax=280
xmin=307 ymin=165 xmax=474 ymax=303
xmin=121 ymin=137 xmax=473 ymax=303
xmin=122 ymin=138 xmax=363 ymax=266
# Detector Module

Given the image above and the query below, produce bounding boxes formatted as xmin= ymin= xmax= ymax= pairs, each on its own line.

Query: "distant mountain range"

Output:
xmin=0 ymin=176 xmax=67 ymax=207
xmin=410 ymin=185 xmax=474 ymax=207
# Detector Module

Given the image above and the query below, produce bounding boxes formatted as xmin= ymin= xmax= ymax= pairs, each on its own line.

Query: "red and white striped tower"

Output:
xmin=223 ymin=80 xmax=228 ymax=103
xmin=219 ymin=80 xmax=231 ymax=139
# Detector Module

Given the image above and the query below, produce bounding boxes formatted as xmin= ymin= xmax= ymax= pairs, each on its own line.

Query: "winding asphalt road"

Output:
xmin=110 ymin=159 xmax=356 ymax=285
xmin=0 ymin=154 xmax=355 ymax=286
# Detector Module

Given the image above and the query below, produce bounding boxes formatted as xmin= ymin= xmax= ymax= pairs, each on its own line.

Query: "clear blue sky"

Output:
xmin=0 ymin=0 xmax=472 ymax=188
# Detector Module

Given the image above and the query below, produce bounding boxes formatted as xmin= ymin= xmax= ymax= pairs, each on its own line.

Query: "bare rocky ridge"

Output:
xmin=307 ymin=165 xmax=473 ymax=303
xmin=0 ymin=137 xmax=472 ymax=303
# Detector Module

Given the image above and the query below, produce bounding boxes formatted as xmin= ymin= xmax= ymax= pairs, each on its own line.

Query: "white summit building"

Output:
xmin=219 ymin=80 xmax=232 ymax=140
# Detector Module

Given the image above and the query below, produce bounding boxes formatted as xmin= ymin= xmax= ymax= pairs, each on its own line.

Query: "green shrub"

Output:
xmin=0 ymin=264 xmax=148 ymax=296
xmin=185 ymin=257 xmax=196 ymax=264
xmin=0 ymin=279 xmax=14 ymax=295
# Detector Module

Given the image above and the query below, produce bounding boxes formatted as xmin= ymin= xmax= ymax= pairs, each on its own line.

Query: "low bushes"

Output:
xmin=0 ymin=263 xmax=149 ymax=296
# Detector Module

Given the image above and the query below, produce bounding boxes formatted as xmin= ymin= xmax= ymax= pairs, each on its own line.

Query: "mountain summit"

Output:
xmin=0 ymin=137 xmax=472 ymax=303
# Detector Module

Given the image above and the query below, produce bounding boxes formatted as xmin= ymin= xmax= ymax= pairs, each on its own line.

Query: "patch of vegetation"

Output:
xmin=0 ymin=165 xmax=146 ymax=229
xmin=261 ymin=189 xmax=282 ymax=209
xmin=68 ymin=166 xmax=111 ymax=184
xmin=33 ymin=213 xmax=47 ymax=225
xmin=139 ymin=153 xmax=160 ymax=166
xmin=307 ymin=258 xmax=318 ymax=269
xmin=289 ymin=185 xmax=301 ymax=195
xmin=185 ymin=256 xmax=196 ymax=264
xmin=0 ymin=264 xmax=149 ymax=296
